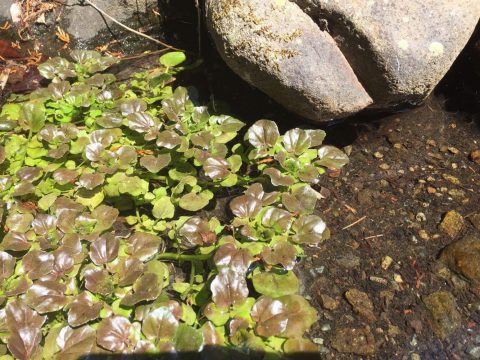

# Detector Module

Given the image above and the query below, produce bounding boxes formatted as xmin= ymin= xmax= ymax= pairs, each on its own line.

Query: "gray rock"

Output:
xmin=61 ymin=0 xmax=158 ymax=47
xmin=0 ymin=1 xmax=14 ymax=22
xmin=293 ymin=0 xmax=480 ymax=107
xmin=207 ymin=0 xmax=480 ymax=122
xmin=205 ymin=0 xmax=372 ymax=122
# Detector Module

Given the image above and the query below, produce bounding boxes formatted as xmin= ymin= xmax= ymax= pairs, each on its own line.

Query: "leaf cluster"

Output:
xmin=0 ymin=50 xmax=348 ymax=359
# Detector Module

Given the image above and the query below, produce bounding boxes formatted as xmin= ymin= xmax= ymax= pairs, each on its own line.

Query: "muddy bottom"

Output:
xmin=295 ymin=94 xmax=480 ymax=359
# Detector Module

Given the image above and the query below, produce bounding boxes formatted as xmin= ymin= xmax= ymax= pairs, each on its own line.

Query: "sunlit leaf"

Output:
xmin=252 ymin=270 xmax=299 ymax=298
xmin=203 ymin=157 xmax=230 ymax=180
xmin=140 ymin=154 xmax=171 ymax=173
xmin=6 ymin=300 xmax=46 ymax=360
xmin=67 ymin=292 xmax=103 ymax=327
xmin=283 ymin=128 xmax=311 ymax=155
xmin=160 ymin=52 xmax=186 ymax=67
xmin=0 ymin=251 xmax=15 ymax=279
xmin=317 ymin=145 xmax=349 ymax=169
xmin=84 ymin=268 xmax=114 ymax=295
xmin=121 ymin=273 xmax=161 ymax=306
xmin=178 ymin=217 xmax=216 ymax=249
xmin=89 ymin=233 xmax=119 ymax=265
xmin=56 ymin=325 xmax=96 ymax=360
xmin=214 ymin=243 xmax=253 ymax=274
xmin=251 ymin=295 xmax=317 ymax=338
xmin=126 ymin=232 xmax=162 ymax=262
xmin=292 ymin=215 xmax=330 ymax=245
xmin=142 ymin=307 xmax=178 ymax=341
xmin=229 ymin=195 xmax=262 ymax=219
xmin=211 ymin=269 xmax=249 ymax=308
xmin=25 ymin=280 xmax=67 ymax=313
xmin=262 ymin=207 xmax=293 ymax=233
xmin=261 ymin=241 xmax=297 ymax=270
xmin=246 ymin=120 xmax=279 ymax=149
xmin=97 ymin=316 xmax=138 ymax=352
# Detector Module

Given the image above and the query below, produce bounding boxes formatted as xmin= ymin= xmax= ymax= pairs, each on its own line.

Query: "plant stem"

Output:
xmin=157 ymin=252 xmax=212 ymax=262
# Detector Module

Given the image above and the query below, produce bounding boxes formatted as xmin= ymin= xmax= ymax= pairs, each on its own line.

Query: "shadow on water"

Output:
xmin=160 ymin=0 xmax=480 ymax=149
xmin=81 ymin=348 xmax=322 ymax=360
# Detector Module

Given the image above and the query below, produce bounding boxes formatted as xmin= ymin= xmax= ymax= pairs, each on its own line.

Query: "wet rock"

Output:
xmin=62 ymin=0 xmax=159 ymax=47
xmin=337 ymin=253 xmax=360 ymax=269
xmin=320 ymin=294 xmax=339 ymax=310
xmin=439 ymin=211 xmax=464 ymax=238
xmin=331 ymin=327 xmax=376 ymax=355
xmin=0 ymin=1 xmax=13 ymax=21
xmin=469 ymin=213 xmax=480 ymax=231
xmin=296 ymin=0 xmax=480 ymax=107
xmin=470 ymin=150 xmax=480 ymax=165
xmin=205 ymin=0 xmax=372 ymax=123
xmin=440 ymin=233 xmax=480 ymax=284
xmin=423 ymin=291 xmax=462 ymax=340
xmin=345 ymin=288 xmax=376 ymax=323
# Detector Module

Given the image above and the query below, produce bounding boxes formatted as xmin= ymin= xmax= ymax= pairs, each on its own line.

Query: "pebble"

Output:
xmin=370 ymin=276 xmax=388 ymax=285
xmin=439 ymin=210 xmax=464 ymax=238
xmin=418 ymin=230 xmax=429 ymax=240
xmin=470 ymin=149 xmax=480 ymax=164
xmin=394 ymin=274 xmax=404 ymax=283
xmin=373 ymin=151 xmax=384 ymax=159
xmin=448 ymin=146 xmax=460 ymax=154
xmin=345 ymin=288 xmax=377 ymax=323
xmin=442 ymin=173 xmax=460 ymax=185
xmin=320 ymin=294 xmax=340 ymax=310
xmin=440 ymin=233 xmax=480 ymax=283
xmin=411 ymin=353 xmax=421 ymax=360
xmin=467 ymin=346 xmax=480 ymax=359
xmin=416 ymin=212 xmax=427 ymax=222
xmin=423 ymin=291 xmax=462 ymax=340
xmin=381 ymin=256 xmax=393 ymax=270
xmin=331 ymin=327 xmax=376 ymax=355
xmin=427 ymin=186 xmax=436 ymax=194
xmin=321 ymin=323 xmax=331 ymax=332
xmin=379 ymin=163 xmax=390 ymax=170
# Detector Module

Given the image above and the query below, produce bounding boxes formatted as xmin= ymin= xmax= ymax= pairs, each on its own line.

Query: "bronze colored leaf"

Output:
xmin=229 ymin=195 xmax=262 ymax=219
xmin=121 ymin=273 xmax=161 ymax=306
xmin=211 ymin=269 xmax=249 ymax=308
xmin=84 ymin=268 xmax=114 ymax=296
xmin=25 ymin=280 xmax=68 ymax=313
xmin=251 ymin=295 xmax=317 ymax=338
xmin=126 ymin=232 xmax=162 ymax=262
xmin=214 ymin=243 xmax=254 ymax=274
xmin=89 ymin=233 xmax=119 ymax=265
xmin=22 ymin=250 xmax=55 ymax=280
xmin=0 ymin=251 xmax=15 ymax=279
xmin=96 ymin=316 xmax=138 ymax=352
xmin=6 ymin=300 xmax=46 ymax=360
xmin=142 ymin=307 xmax=179 ymax=341
xmin=178 ymin=217 xmax=216 ymax=249
xmin=1 ymin=231 xmax=31 ymax=251
xmin=203 ymin=157 xmax=230 ymax=180
xmin=67 ymin=292 xmax=103 ymax=327
xmin=260 ymin=241 xmax=297 ymax=270
xmin=55 ymin=325 xmax=96 ymax=360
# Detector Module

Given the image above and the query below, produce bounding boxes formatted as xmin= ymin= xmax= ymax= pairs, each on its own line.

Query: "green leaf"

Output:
xmin=252 ymin=270 xmax=299 ymax=298
xmin=317 ymin=145 xmax=349 ymax=169
xmin=179 ymin=191 xmax=213 ymax=212
xmin=160 ymin=52 xmax=187 ymax=67
xmin=152 ymin=196 xmax=175 ymax=219
xmin=174 ymin=324 xmax=203 ymax=352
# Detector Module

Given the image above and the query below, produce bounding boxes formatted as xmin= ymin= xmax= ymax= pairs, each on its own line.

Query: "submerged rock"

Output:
xmin=207 ymin=0 xmax=480 ymax=122
xmin=423 ymin=291 xmax=462 ymax=340
xmin=439 ymin=211 xmax=464 ymax=239
xmin=345 ymin=288 xmax=376 ymax=323
xmin=331 ymin=327 xmax=376 ymax=355
xmin=205 ymin=0 xmax=372 ymax=122
xmin=440 ymin=233 xmax=480 ymax=284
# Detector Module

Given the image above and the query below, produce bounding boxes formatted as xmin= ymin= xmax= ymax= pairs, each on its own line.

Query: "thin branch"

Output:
xmin=342 ymin=215 xmax=367 ymax=230
xmin=82 ymin=0 xmax=182 ymax=51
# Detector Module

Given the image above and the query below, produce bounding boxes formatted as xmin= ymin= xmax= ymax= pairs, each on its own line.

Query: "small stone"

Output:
xmin=345 ymin=288 xmax=377 ymax=323
xmin=439 ymin=210 xmax=464 ymax=238
xmin=320 ymin=294 xmax=340 ymax=310
xmin=331 ymin=327 xmax=376 ymax=355
xmin=381 ymin=256 xmax=393 ymax=270
xmin=393 ymin=143 xmax=402 ymax=149
xmin=337 ymin=253 xmax=361 ymax=269
xmin=427 ymin=186 xmax=437 ymax=194
xmin=416 ymin=212 xmax=427 ymax=222
xmin=426 ymin=139 xmax=437 ymax=147
xmin=379 ymin=163 xmax=390 ymax=170
xmin=470 ymin=149 xmax=480 ymax=164
xmin=423 ymin=291 xmax=462 ymax=339
xmin=448 ymin=189 xmax=465 ymax=198
xmin=394 ymin=274 xmax=404 ymax=283
xmin=388 ymin=324 xmax=401 ymax=337
xmin=312 ymin=337 xmax=324 ymax=345
xmin=440 ymin=145 xmax=449 ymax=153
xmin=321 ymin=323 xmax=331 ymax=332
xmin=419 ymin=230 xmax=429 ymax=240
xmin=373 ymin=151 xmax=384 ymax=159
xmin=370 ymin=276 xmax=388 ymax=285
xmin=451 ymin=163 xmax=458 ymax=169
xmin=440 ymin=233 xmax=480 ymax=284
xmin=411 ymin=353 xmax=421 ymax=360
xmin=448 ymin=146 xmax=460 ymax=154
xmin=467 ymin=346 xmax=480 ymax=359
xmin=442 ymin=173 xmax=460 ymax=185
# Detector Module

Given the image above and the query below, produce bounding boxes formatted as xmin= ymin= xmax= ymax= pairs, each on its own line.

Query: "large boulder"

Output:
xmin=205 ymin=0 xmax=373 ymax=122
xmin=206 ymin=0 xmax=480 ymax=122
